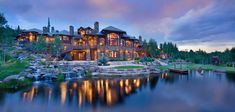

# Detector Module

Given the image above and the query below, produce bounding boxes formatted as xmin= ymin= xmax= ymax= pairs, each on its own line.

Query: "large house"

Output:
xmin=16 ymin=18 xmax=146 ymax=61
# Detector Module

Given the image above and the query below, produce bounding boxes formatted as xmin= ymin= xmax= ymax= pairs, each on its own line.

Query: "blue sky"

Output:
xmin=0 ymin=0 xmax=235 ymax=52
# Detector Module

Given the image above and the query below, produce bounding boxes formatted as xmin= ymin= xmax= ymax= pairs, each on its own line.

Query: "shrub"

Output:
xmin=123 ymin=57 xmax=127 ymax=61
xmin=0 ymin=79 xmax=32 ymax=89
xmin=57 ymin=73 xmax=64 ymax=82
xmin=134 ymin=57 xmax=140 ymax=61
xmin=98 ymin=56 xmax=109 ymax=66
xmin=140 ymin=57 xmax=154 ymax=63
xmin=64 ymin=54 xmax=72 ymax=61
xmin=39 ymin=61 xmax=46 ymax=65
xmin=85 ymin=70 xmax=92 ymax=78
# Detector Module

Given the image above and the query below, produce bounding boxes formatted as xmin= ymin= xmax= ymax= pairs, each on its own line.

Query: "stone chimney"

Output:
xmin=139 ymin=35 xmax=142 ymax=42
xmin=51 ymin=27 xmax=55 ymax=33
xmin=69 ymin=25 xmax=74 ymax=35
xmin=43 ymin=26 xmax=47 ymax=34
xmin=94 ymin=21 xmax=99 ymax=33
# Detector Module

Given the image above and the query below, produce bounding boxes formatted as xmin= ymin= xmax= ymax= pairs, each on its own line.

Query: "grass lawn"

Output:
xmin=113 ymin=65 xmax=144 ymax=69
xmin=0 ymin=60 xmax=29 ymax=80
xmin=0 ymin=79 xmax=32 ymax=89
xmin=159 ymin=64 xmax=235 ymax=73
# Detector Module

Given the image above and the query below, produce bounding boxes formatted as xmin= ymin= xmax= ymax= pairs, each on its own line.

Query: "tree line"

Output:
xmin=0 ymin=13 xmax=20 ymax=63
xmin=143 ymin=38 xmax=235 ymax=64
xmin=0 ymin=13 xmax=62 ymax=63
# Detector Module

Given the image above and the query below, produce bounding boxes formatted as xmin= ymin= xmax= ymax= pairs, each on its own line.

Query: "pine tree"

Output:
xmin=50 ymin=36 xmax=62 ymax=57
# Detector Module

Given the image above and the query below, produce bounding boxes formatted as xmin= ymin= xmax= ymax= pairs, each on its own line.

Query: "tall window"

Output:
xmin=126 ymin=40 xmax=132 ymax=48
xmin=78 ymin=39 xmax=86 ymax=46
xmin=29 ymin=32 xmax=36 ymax=42
xmin=110 ymin=51 xmax=118 ymax=58
xmin=88 ymin=37 xmax=97 ymax=47
xmin=120 ymin=39 xmax=125 ymax=47
xmin=108 ymin=33 xmax=119 ymax=46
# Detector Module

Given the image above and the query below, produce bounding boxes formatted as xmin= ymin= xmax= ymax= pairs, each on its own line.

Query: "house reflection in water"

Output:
xmin=21 ymin=76 xmax=159 ymax=107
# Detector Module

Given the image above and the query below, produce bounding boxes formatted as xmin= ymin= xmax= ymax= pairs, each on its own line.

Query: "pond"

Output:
xmin=0 ymin=71 xmax=235 ymax=112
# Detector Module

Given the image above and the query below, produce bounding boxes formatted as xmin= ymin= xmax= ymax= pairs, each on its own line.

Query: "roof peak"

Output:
xmin=102 ymin=26 xmax=126 ymax=33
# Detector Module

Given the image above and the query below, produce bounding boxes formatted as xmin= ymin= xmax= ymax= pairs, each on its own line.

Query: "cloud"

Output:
xmin=163 ymin=0 xmax=235 ymax=42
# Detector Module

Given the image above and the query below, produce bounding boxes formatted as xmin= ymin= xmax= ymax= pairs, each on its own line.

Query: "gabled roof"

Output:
xmin=101 ymin=26 xmax=126 ymax=33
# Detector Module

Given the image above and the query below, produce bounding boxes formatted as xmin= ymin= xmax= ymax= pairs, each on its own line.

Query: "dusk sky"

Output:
xmin=0 ymin=0 xmax=235 ymax=52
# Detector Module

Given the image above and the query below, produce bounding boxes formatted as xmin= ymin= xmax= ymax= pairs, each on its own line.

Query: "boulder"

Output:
xmin=3 ymin=75 xmax=20 ymax=82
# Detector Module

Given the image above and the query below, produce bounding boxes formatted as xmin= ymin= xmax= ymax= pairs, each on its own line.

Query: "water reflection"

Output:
xmin=21 ymin=76 xmax=159 ymax=107
xmin=226 ymin=72 xmax=235 ymax=84
xmin=1 ymin=71 xmax=235 ymax=111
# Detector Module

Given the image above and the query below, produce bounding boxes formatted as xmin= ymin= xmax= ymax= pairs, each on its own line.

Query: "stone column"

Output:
xmin=86 ymin=36 xmax=91 ymax=60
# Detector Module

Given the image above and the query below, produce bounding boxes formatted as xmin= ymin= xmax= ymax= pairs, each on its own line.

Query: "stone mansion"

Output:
xmin=16 ymin=18 xmax=146 ymax=61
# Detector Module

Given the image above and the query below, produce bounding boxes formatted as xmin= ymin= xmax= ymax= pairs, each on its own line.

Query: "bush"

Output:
xmin=0 ymin=79 xmax=32 ymax=89
xmin=85 ymin=70 xmax=92 ymax=78
xmin=123 ymin=57 xmax=127 ymax=61
xmin=57 ymin=73 xmax=64 ymax=82
xmin=39 ymin=61 xmax=46 ymax=65
xmin=98 ymin=56 xmax=109 ymax=66
xmin=134 ymin=57 xmax=140 ymax=61
xmin=139 ymin=57 xmax=154 ymax=63
xmin=64 ymin=54 xmax=72 ymax=61
xmin=0 ymin=60 xmax=29 ymax=80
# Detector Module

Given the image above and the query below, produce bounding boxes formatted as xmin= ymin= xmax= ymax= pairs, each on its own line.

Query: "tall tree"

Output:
xmin=30 ymin=35 xmax=47 ymax=53
xmin=50 ymin=36 xmax=62 ymax=57
xmin=0 ymin=13 xmax=7 ymax=27
xmin=147 ymin=39 xmax=159 ymax=58
xmin=231 ymin=47 xmax=235 ymax=61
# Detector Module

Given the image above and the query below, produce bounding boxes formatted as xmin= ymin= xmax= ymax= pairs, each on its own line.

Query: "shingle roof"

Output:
xmin=102 ymin=26 xmax=126 ymax=33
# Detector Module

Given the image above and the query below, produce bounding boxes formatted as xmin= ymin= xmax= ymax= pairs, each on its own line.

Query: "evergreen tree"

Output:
xmin=50 ymin=36 xmax=62 ymax=57
xmin=231 ymin=47 xmax=235 ymax=61
xmin=30 ymin=35 xmax=47 ymax=53
xmin=147 ymin=39 xmax=159 ymax=58
xmin=0 ymin=13 xmax=7 ymax=27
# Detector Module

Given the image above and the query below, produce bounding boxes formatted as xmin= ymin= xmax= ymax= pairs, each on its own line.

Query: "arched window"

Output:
xmin=108 ymin=33 xmax=119 ymax=46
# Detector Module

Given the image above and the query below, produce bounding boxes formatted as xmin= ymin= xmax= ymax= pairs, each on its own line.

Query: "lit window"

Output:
xmin=80 ymin=30 xmax=85 ymax=36
xmin=88 ymin=37 xmax=97 ymax=47
xmin=108 ymin=33 xmax=119 ymax=46
xmin=134 ymin=42 xmax=139 ymax=48
xmin=110 ymin=51 xmax=118 ymax=58
xmin=64 ymin=45 xmax=67 ymax=50
xmin=126 ymin=40 xmax=132 ymax=48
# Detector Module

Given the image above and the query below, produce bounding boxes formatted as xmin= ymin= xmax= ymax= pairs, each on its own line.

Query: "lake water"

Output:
xmin=0 ymin=71 xmax=235 ymax=112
